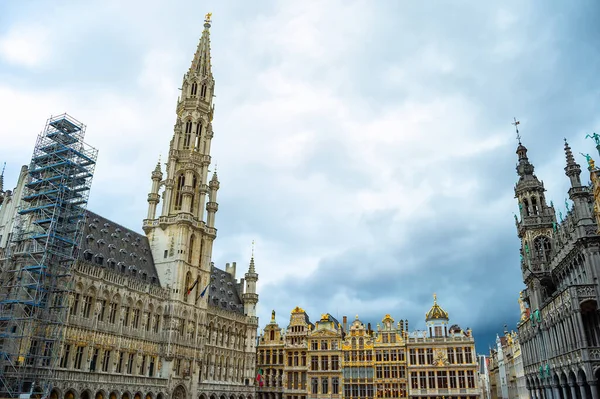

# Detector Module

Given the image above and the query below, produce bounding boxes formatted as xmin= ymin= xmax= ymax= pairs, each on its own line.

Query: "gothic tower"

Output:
xmin=143 ymin=14 xmax=218 ymax=304
xmin=513 ymin=132 xmax=557 ymax=309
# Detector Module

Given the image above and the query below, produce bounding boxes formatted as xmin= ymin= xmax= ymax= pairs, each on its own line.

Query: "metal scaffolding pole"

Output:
xmin=0 ymin=114 xmax=98 ymax=398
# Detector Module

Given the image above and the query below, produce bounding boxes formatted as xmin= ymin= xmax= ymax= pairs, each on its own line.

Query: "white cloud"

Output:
xmin=0 ymin=26 xmax=53 ymax=68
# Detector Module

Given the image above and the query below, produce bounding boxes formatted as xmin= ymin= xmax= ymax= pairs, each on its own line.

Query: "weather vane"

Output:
xmin=512 ymin=117 xmax=521 ymax=143
xmin=251 ymin=239 xmax=255 ymax=257
xmin=205 ymin=12 xmax=212 ymax=23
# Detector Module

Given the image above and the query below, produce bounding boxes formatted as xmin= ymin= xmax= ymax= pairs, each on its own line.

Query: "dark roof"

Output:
xmin=79 ymin=210 xmax=160 ymax=286
xmin=208 ymin=265 xmax=244 ymax=314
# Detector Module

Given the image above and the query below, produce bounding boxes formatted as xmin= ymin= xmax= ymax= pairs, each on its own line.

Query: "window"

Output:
xmin=132 ymin=308 xmax=140 ymax=328
xmin=428 ymin=371 xmax=436 ymax=389
xmin=174 ymin=174 xmax=185 ymax=211
xmin=458 ymin=370 xmax=466 ymax=388
xmin=449 ymin=370 xmax=457 ymax=388
xmin=60 ymin=344 xmax=71 ymax=368
xmin=419 ymin=372 xmax=426 ymax=389
xmin=417 ymin=349 xmax=425 ymax=364
xmin=82 ymin=296 xmax=92 ymax=318
xmin=411 ymin=372 xmax=418 ymax=389
xmin=127 ymin=353 xmax=135 ymax=374
xmin=447 ymin=347 xmax=455 ymax=364
xmin=89 ymin=348 xmax=99 ymax=372
xmin=311 ymin=378 xmax=318 ymax=394
xmin=311 ymin=356 xmax=318 ymax=371
xmin=183 ymin=121 xmax=193 ymax=149
xmin=195 ymin=121 xmax=202 ymax=149
xmin=321 ymin=356 xmax=328 ymax=370
xmin=123 ymin=306 xmax=130 ymax=327
xmin=102 ymin=350 xmax=111 ymax=372
xmin=465 ymin=347 xmax=473 ymax=363
xmin=456 ymin=347 xmax=464 ymax=363
xmin=98 ymin=300 xmax=106 ymax=321
xmin=434 ymin=326 xmax=442 ymax=336
xmin=190 ymin=82 xmax=198 ymax=96
xmin=467 ymin=370 xmax=475 ymax=388
xmin=70 ymin=293 xmax=80 ymax=316
xmin=117 ymin=351 xmax=124 ymax=373
xmin=321 ymin=340 xmax=328 ymax=350
xmin=188 ymin=235 xmax=195 ymax=264
xmin=331 ymin=355 xmax=339 ymax=370
xmin=437 ymin=370 xmax=448 ymax=388
xmin=322 ymin=377 xmax=329 ymax=394
xmin=109 ymin=303 xmax=118 ymax=324
xmin=426 ymin=348 xmax=433 ymax=364
xmin=409 ymin=349 xmax=416 ymax=365
xmin=140 ymin=355 xmax=147 ymax=375
xmin=74 ymin=346 xmax=84 ymax=370
xmin=332 ymin=377 xmax=339 ymax=394
xmin=200 ymin=84 xmax=207 ymax=98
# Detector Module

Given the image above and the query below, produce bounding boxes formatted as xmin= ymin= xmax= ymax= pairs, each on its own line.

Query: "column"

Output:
xmin=589 ymin=382 xmax=598 ymax=399
xmin=562 ymin=384 xmax=570 ymax=399
xmin=569 ymin=383 xmax=578 ymax=399
xmin=578 ymin=382 xmax=586 ymax=399
xmin=553 ymin=385 xmax=561 ymax=399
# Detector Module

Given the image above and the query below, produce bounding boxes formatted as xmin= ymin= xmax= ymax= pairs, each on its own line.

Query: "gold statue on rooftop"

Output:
xmin=205 ymin=13 xmax=212 ymax=22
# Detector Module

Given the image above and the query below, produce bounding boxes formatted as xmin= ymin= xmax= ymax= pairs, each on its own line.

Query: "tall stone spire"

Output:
xmin=143 ymin=14 xmax=219 ymax=296
xmin=0 ymin=162 xmax=5 ymax=193
xmin=563 ymin=139 xmax=582 ymax=188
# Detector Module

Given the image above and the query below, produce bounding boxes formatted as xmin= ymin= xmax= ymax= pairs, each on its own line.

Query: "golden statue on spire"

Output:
xmin=205 ymin=12 xmax=212 ymax=23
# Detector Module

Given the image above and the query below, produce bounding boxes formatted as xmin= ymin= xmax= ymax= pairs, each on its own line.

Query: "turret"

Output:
xmin=512 ymin=120 xmax=557 ymax=309
xmin=146 ymin=159 xmax=163 ymax=219
xmin=425 ymin=293 xmax=449 ymax=337
xmin=206 ymin=171 xmax=219 ymax=228
xmin=564 ymin=139 xmax=593 ymax=225
xmin=243 ymin=251 xmax=259 ymax=319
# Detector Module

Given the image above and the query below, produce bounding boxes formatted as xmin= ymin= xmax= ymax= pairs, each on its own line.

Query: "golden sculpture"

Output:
xmin=518 ymin=291 xmax=527 ymax=321
xmin=205 ymin=13 xmax=212 ymax=22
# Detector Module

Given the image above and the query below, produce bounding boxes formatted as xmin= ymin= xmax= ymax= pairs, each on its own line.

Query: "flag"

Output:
xmin=196 ymin=282 xmax=210 ymax=301
xmin=186 ymin=277 xmax=199 ymax=296
xmin=256 ymin=368 xmax=264 ymax=387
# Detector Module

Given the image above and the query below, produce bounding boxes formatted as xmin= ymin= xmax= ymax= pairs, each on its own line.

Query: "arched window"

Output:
xmin=311 ymin=378 xmax=318 ymax=394
xmin=523 ymin=198 xmax=531 ymax=216
xmin=183 ymin=121 xmax=192 ymax=149
xmin=188 ymin=235 xmax=195 ymax=264
xmin=174 ymin=174 xmax=185 ymax=211
xmin=195 ymin=121 xmax=202 ymax=150
xmin=534 ymin=235 xmax=552 ymax=262
xmin=531 ymin=196 xmax=539 ymax=215
xmin=190 ymin=82 xmax=198 ymax=97
xmin=201 ymin=84 xmax=207 ymax=98
xmin=322 ymin=377 xmax=329 ymax=394
xmin=190 ymin=174 xmax=198 ymax=212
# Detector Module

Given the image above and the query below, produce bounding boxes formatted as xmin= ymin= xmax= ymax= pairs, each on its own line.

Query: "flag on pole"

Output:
xmin=196 ymin=282 xmax=210 ymax=301
xmin=256 ymin=368 xmax=264 ymax=387
xmin=186 ymin=277 xmax=199 ymax=296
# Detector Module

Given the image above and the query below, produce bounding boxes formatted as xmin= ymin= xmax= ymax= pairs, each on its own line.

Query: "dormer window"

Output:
xmin=95 ymin=254 xmax=104 ymax=266
xmin=103 ymin=223 xmax=110 ymax=228
xmin=97 ymin=239 xmax=106 ymax=246
xmin=83 ymin=250 xmax=93 ymax=262
xmin=89 ymin=223 xmax=97 ymax=230
xmin=108 ymin=244 xmax=116 ymax=250
xmin=86 ymin=234 xmax=94 ymax=241
xmin=115 ymin=228 xmax=121 ymax=233
xmin=93 ymin=218 xmax=99 ymax=223
xmin=119 ymin=249 xmax=127 ymax=255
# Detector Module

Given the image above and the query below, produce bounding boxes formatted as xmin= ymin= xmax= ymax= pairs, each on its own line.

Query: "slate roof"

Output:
xmin=208 ymin=265 xmax=244 ymax=314
xmin=79 ymin=210 xmax=160 ymax=286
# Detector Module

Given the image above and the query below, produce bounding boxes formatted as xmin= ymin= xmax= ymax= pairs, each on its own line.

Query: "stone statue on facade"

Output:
xmin=519 ymin=291 xmax=528 ymax=321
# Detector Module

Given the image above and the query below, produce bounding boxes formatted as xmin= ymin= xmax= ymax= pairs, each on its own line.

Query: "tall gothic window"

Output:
xmin=190 ymin=174 xmax=198 ymax=212
xmin=188 ymin=235 xmax=195 ymax=264
xmin=190 ymin=82 xmax=198 ymax=97
xmin=195 ymin=121 xmax=202 ymax=150
xmin=531 ymin=196 xmax=539 ymax=215
xmin=523 ymin=198 xmax=531 ymax=216
xmin=174 ymin=174 xmax=185 ymax=211
xmin=201 ymin=84 xmax=207 ymax=98
xmin=534 ymin=235 xmax=552 ymax=262
xmin=183 ymin=121 xmax=193 ymax=149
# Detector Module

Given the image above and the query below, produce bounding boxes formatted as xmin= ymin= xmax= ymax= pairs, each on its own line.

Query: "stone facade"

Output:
xmin=487 ymin=330 xmax=526 ymax=399
xmin=0 ymin=14 xmax=259 ymax=399
xmin=514 ymin=134 xmax=600 ymax=399
xmin=256 ymin=296 xmax=480 ymax=399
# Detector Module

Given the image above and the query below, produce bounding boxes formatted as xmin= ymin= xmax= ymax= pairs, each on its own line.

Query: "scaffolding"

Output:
xmin=0 ymin=114 xmax=98 ymax=398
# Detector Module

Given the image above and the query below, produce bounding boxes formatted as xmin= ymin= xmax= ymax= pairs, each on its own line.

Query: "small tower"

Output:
xmin=425 ymin=293 xmax=449 ymax=337
xmin=146 ymin=158 xmax=163 ymax=219
xmin=206 ymin=170 xmax=219 ymax=228
xmin=564 ymin=139 xmax=594 ymax=225
xmin=512 ymin=121 xmax=556 ymax=309
xmin=243 ymin=247 xmax=259 ymax=318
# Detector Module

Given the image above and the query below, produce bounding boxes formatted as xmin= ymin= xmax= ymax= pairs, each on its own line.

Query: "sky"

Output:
xmin=0 ymin=0 xmax=599 ymax=354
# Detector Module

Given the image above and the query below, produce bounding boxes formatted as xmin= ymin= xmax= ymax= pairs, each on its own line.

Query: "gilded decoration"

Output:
xmin=291 ymin=306 xmax=305 ymax=314
xmin=433 ymin=348 xmax=449 ymax=366
xmin=425 ymin=293 xmax=449 ymax=320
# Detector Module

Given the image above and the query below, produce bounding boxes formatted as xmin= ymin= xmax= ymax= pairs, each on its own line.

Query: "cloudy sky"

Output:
xmin=1 ymin=1 xmax=599 ymax=353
